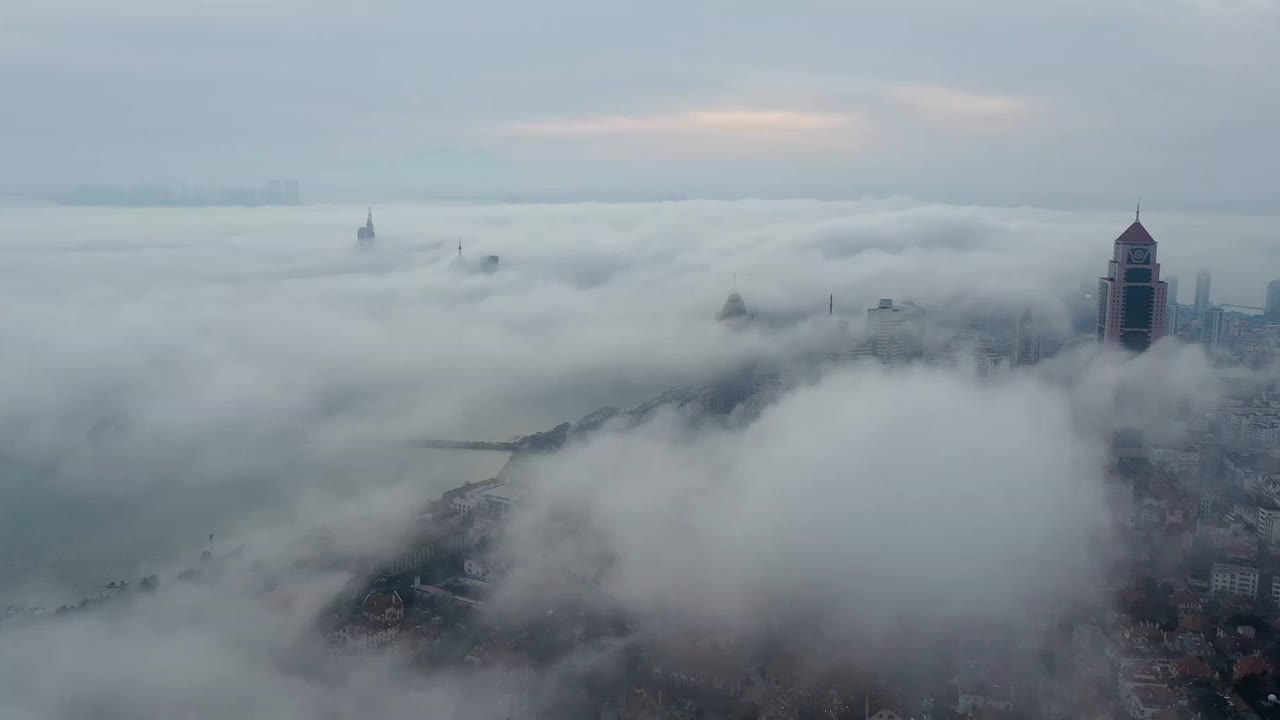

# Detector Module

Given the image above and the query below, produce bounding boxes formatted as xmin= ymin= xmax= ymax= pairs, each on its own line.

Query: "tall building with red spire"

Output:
xmin=1097 ymin=206 xmax=1168 ymax=351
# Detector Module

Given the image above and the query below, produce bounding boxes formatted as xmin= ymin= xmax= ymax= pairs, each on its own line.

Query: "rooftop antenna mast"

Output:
xmin=1135 ymin=199 xmax=1141 ymax=222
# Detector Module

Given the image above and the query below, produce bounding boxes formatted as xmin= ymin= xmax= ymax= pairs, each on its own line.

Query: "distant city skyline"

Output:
xmin=50 ymin=179 xmax=301 ymax=207
xmin=3 ymin=3 xmax=1279 ymax=210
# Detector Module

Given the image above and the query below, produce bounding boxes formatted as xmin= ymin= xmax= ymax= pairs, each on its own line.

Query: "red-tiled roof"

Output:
xmin=1180 ymin=615 xmax=1210 ymax=633
xmin=361 ymin=591 xmax=403 ymax=615
xmin=1174 ymin=656 xmax=1213 ymax=679
xmin=1129 ymin=685 xmax=1176 ymax=709
xmin=1116 ymin=221 xmax=1156 ymax=244
xmin=1236 ymin=655 xmax=1269 ymax=678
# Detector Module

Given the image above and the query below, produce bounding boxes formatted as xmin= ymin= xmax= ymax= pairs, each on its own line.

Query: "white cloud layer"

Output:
xmin=0 ymin=198 xmax=1254 ymax=718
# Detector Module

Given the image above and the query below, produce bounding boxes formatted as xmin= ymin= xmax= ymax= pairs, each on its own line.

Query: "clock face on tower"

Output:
xmin=1126 ymin=247 xmax=1152 ymax=265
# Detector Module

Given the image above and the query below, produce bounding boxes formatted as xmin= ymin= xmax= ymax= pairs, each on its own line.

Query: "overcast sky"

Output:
xmin=3 ymin=0 xmax=1279 ymax=206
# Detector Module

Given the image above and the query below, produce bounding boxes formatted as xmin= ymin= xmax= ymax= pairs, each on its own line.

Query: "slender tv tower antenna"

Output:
xmin=458 ymin=239 xmax=462 ymax=258
xmin=829 ymin=294 xmax=834 ymax=316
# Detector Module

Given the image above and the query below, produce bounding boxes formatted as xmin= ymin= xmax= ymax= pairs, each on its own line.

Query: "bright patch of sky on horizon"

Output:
xmin=1 ymin=0 xmax=1278 ymax=208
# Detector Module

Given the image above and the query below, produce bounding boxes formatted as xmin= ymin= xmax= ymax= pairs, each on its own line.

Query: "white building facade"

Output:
xmin=1211 ymin=562 xmax=1260 ymax=598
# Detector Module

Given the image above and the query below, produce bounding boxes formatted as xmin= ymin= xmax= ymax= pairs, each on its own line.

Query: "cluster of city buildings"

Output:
xmin=20 ymin=207 xmax=1280 ymax=717
xmin=1160 ymin=270 xmax=1280 ymax=368
xmin=720 ymin=289 xmax=1030 ymax=375
xmin=346 ymin=211 xmax=1280 ymax=719
xmin=1099 ymin=208 xmax=1280 ymax=368
xmin=355 ymin=208 xmax=501 ymax=271
xmin=313 ymin=209 xmax=1280 ymax=719
xmin=717 ymin=207 xmax=1279 ymax=377
xmin=1064 ymin=426 xmax=1280 ymax=719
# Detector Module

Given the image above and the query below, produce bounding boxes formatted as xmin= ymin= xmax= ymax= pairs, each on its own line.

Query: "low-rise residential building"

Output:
xmin=334 ymin=620 xmax=400 ymax=650
xmin=1172 ymin=590 xmax=1204 ymax=616
xmin=445 ymin=478 xmax=502 ymax=515
xmin=1197 ymin=516 xmax=1246 ymax=548
xmin=1126 ymin=685 xmax=1177 ymax=720
xmin=1172 ymin=655 xmax=1213 ymax=681
xmin=381 ymin=516 xmax=467 ymax=574
xmin=1118 ymin=658 xmax=1173 ymax=692
xmin=1211 ymin=563 xmax=1260 ymax=599
xmin=479 ymin=485 xmax=522 ymax=515
xmin=1152 ymin=446 xmax=1202 ymax=477
xmin=463 ymin=554 xmax=509 ymax=581
xmin=360 ymin=591 xmax=405 ymax=625
xmin=646 ymin=635 xmax=749 ymax=696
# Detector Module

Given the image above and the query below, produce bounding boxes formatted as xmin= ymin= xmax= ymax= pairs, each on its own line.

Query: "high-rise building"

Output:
xmin=1165 ymin=303 xmax=1180 ymax=337
xmin=867 ymin=299 xmax=906 ymax=364
xmin=974 ymin=342 xmax=1003 ymax=376
xmin=1014 ymin=311 xmax=1041 ymax=366
xmin=1200 ymin=306 xmax=1225 ymax=358
xmin=263 ymin=179 xmax=283 ymax=204
xmin=357 ymin=206 xmax=376 ymax=243
xmin=717 ymin=291 xmax=748 ymax=323
xmin=1164 ymin=274 xmax=1180 ymax=338
xmin=1266 ymin=279 xmax=1280 ymax=317
xmin=1195 ymin=270 xmax=1212 ymax=314
xmin=282 ymin=179 xmax=301 ymax=205
xmin=1097 ymin=209 xmax=1168 ymax=352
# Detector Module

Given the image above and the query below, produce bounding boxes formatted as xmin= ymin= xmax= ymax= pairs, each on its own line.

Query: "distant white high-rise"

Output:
xmin=867 ymin=299 xmax=906 ymax=364
xmin=1014 ymin=311 xmax=1041 ymax=366
xmin=1266 ymin=279 xmax=1280 ymax=316
xmin=1165 ymin=303 xmax=1180 ymax=337
xmin=1195 ymin=270 xmax=1212 ymax=315
xmin=1200 ymin=306 xmax=1225 ymax=359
